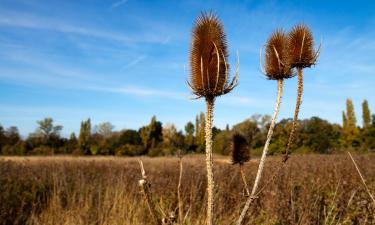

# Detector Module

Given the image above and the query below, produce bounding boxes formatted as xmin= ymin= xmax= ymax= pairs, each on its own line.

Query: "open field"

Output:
xmin=1 ymin=154 xmax=374 ymax=225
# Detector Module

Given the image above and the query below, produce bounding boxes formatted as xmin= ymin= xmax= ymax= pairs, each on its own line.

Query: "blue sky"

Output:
xmin=0 ymin=0 xmax=374 ymax=136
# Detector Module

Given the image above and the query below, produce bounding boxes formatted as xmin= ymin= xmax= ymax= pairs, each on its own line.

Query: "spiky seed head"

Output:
xmin=288 ymin=24 xmax=319 ymax=68
xmin=189 ymin=12 xmax=238 ymax=99
xmin=264 ymin=29 xmax=294 ymax=80
xmin=231 ymin=133 xmax=250 ymax=165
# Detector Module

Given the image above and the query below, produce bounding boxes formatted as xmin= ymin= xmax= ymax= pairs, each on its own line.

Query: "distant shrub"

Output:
xmin=30 ymin=146 xmax=54 ymax=155
xmin=115 ymin=144 xmax=144 ymax=156
xmin=1 ymin=142 xmax=25 ymax=155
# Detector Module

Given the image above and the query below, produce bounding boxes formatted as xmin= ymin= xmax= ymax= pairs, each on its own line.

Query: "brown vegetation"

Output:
xmin=1 ymin=154 xmax=374 ymax=225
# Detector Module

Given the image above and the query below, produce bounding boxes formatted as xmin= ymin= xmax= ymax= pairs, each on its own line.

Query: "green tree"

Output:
xmin=195 ymin=112 xmax=206 ymax=152
xmin=78 ymin=119 xmax=91 ymax=155
xmin=297 ymin=117 xmax=341 ymax=153
xmin=35 ymin=118 xmax=63 ymax=140
xmin=343 ymin=99 xmax=360 ymax=147
xmin=184 ymin=121 xmax=195 ymax=150
xmin=232 ymin=118 xmax=260 ymax=149
xmin=140 ymin=116 xmax=163 ymax=151
xmin=362 ymin=100 xmax=371 ymax=129
xmin=0 ymin=125 xmax=5 ymax=154
xmin=5 ymin=126 xmax=20 ymax=146
xmin=118 ymin=129 xmax=141 ymax=146
xmin=94 ymin=122 xmax=114 ymax=138
xmin=65 ymin=132 xmax=77 ymax=154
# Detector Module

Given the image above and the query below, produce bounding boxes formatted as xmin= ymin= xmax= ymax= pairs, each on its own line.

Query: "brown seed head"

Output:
xmin=263 ymin=29 xmax=294 ymax=80
xmin=231 ymin=133 xmax=250 ymax=165
xmin=188 ymin=12 xmax=238 ymax=99
xmin=288 ymin=24 xmax=319 ymax=68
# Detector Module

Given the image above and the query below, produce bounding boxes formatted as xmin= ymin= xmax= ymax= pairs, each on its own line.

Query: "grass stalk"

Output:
xmin=347 ymin=152 xmax=375 ymax=206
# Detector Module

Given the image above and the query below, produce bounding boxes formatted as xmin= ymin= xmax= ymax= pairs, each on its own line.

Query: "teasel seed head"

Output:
xmin=188 ymin=12 xmax=238 ymax=100
xmin=287 ymin=24 xmax=321 ymax=69
xmin=231 ymin=133 xmax=250 ymax=165
xmin=261 ymin=29 xmax=294 ymax=80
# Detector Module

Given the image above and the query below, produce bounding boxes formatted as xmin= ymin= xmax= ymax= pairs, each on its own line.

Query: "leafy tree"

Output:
xmin=0 ymin=125 xmax=5 ymax=153
xmin=362 ymin=100 xmax=371 ymax=129
xmin=343 ymin=99 xmax=360 ymax=147
xmin=65 ymin=132 xmax=78 ymax=154
xmin=118 ymin=129 xmax=141 ymax=146
xmin=213 ymin=130 xmax=232 ymax=155
xmin=35 ymin=118 xmax=62 ymax=140
xmin=184 ymin=121 xmax=195 ymax=149
xmin=94 ymin=122 xmax=114 ymax=138
xmin=232 ymin=118 xmax=260 ymax=149
xmin=140 ymin=116 xmax=163 ymax=152
xmin=78 ymin=119 xmax=91 ymax=155
xmin=297 ymin=117 xmax=341 ymax=153
xmin=194 ymin=112 xmax=206 ymax=152
xmin=5 ymin=126 xmax=20 ymax=146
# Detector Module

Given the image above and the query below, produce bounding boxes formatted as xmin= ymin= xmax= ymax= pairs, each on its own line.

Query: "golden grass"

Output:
xmin=1 ymin=154 xmax=374 ymax=225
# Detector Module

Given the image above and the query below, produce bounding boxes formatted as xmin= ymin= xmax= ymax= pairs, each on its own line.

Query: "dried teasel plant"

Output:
xmin=237 ymin=29 xmax=294 ymax=225
xmin=283 ymin=24 xmax=321 ymax=162
xmin=231 ymin=133 xmax=250 ymax=197
xmin=188 ymin=11 xmax=238 ymax=225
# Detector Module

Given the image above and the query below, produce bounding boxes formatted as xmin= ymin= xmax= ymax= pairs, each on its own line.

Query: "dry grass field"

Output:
xmin=1 ymin=154 xmax=374 ymax=225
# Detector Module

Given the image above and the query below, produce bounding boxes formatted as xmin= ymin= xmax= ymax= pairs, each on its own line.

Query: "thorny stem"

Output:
xmin=240 ymin=165 xmax=250 ymax=197
xmin=205 ymin=97 xmax=215 ymax=225
xmin=283 ymin=68 xmax=303 ymax=162
xmin=237 ymin=79 xmax=283 ymax=225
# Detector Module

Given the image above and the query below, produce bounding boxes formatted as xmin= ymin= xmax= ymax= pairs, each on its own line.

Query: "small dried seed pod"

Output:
xmin=231 ymin=133 xmax=250 ymax=165
xmin=288 ymin=24 xmax=319 ymax=68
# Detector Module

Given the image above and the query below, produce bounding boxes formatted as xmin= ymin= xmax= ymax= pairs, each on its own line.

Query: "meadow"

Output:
xmin=0 ymin=154 xmax=374 ymax=225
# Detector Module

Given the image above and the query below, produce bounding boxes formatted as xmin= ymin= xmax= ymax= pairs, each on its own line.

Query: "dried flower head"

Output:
xmin=231 ymin=133 xmax=250 ymax=165
xmin=288 ymin=24 xmax=320 ymax=68
xmin=262 ymin=29 xmax=294 ymax=80
xmin=188 ymin=12 xmax=238 ymax=99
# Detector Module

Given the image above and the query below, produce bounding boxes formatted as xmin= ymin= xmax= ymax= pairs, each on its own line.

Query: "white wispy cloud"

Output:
xmin=110 ymin=0 xmax=128 ymax=9
xmin=123 ymin=55 xmax=146 ymax=68
xmin=0 ymin=11 xmax=168 ymax=45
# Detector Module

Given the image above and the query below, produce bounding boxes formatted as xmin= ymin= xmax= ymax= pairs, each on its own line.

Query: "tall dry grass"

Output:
xmin=0 ymin=154 xmax=374 ymax=225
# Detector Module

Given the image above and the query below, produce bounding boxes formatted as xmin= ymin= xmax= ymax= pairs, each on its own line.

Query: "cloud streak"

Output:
xmin=110 ymin=0 xmax=128 ymax=9
xmin=0 ymin=11 xmax=168 ymax=45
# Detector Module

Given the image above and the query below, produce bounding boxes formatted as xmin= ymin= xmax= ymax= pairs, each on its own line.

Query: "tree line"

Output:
xmin=0 ymin=98 xmax=374 ymax=156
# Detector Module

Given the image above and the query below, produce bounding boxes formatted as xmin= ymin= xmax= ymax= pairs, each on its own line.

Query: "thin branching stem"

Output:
xmin=237 ymin=79 xmax=283 ymax=225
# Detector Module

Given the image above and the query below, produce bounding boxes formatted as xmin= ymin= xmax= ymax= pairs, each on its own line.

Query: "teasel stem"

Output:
xmin=240 ymin=164 xmax=250 ymax=197
xmin=237 ymin=79 xmax=283 ymax=225
xmin=205 ymin=96 xmax=215 ymax=225
xmin=283 ymin=68 xmax=303 ymax=163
